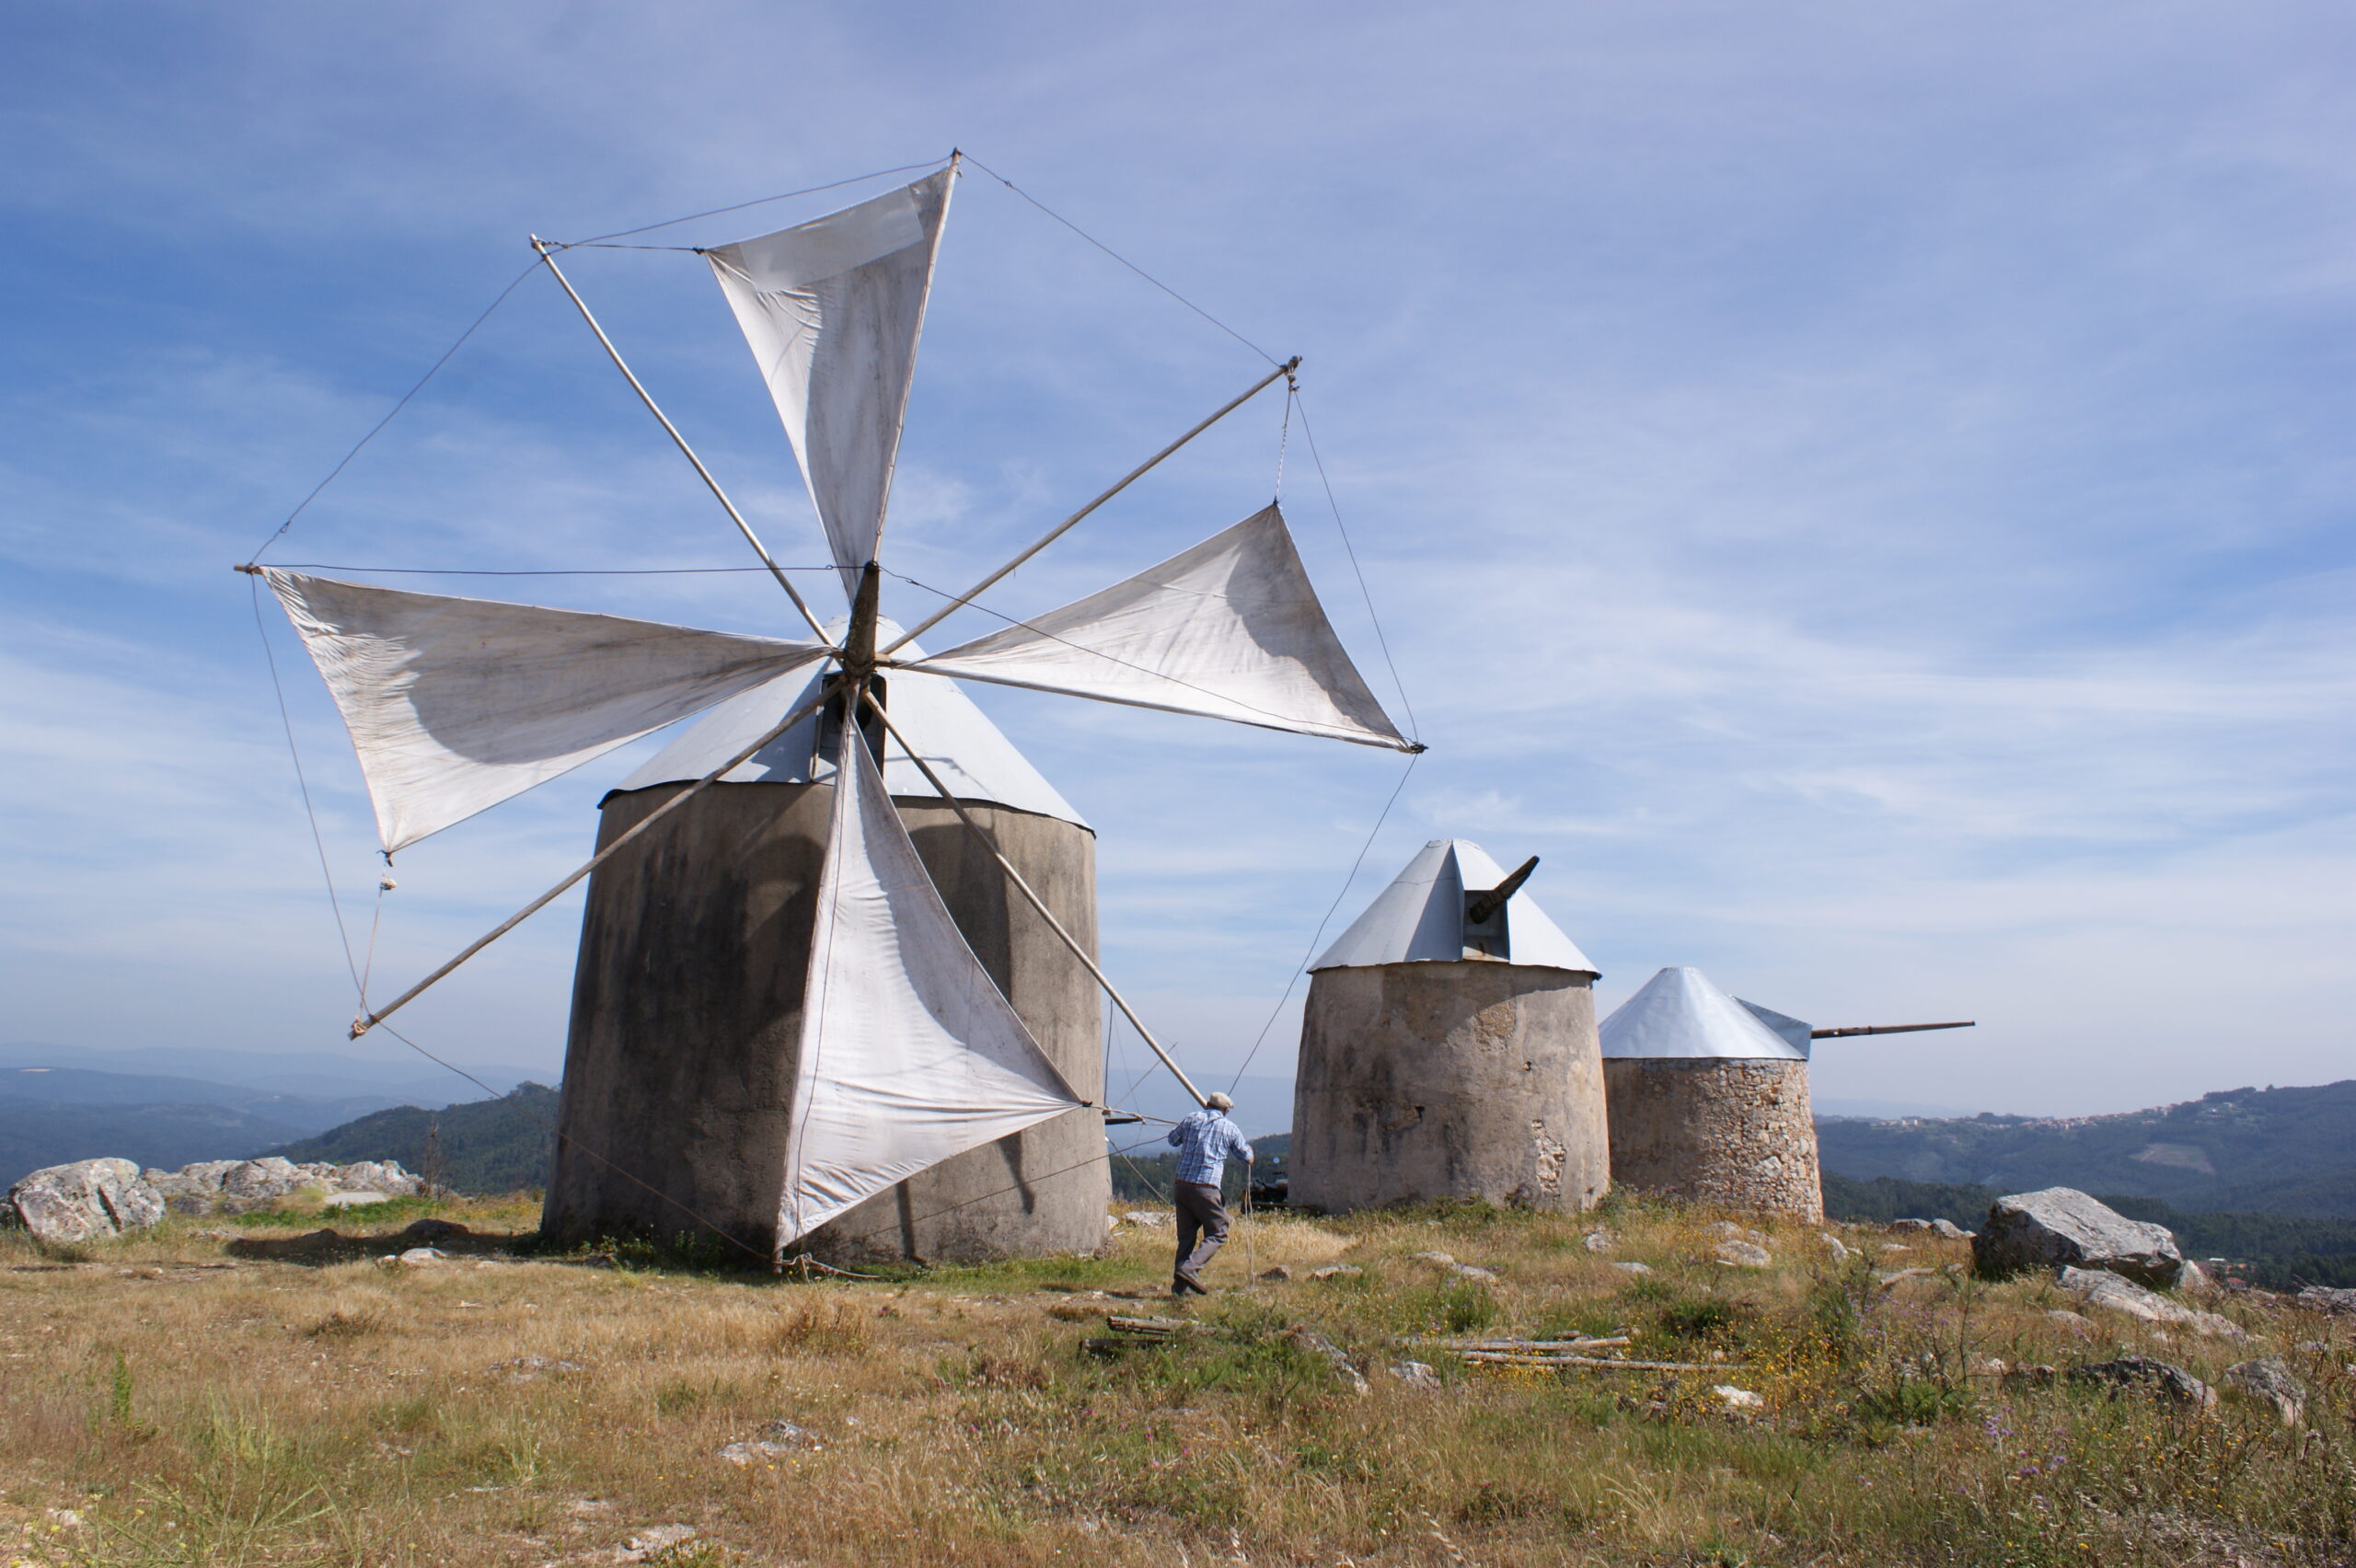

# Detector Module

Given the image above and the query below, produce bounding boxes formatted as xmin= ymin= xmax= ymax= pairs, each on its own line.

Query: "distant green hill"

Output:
xmin=1817 ymin=1080 xmax=2356 ymax=1216
xmin=271 ymin=1084 xmax=559 ymax=1194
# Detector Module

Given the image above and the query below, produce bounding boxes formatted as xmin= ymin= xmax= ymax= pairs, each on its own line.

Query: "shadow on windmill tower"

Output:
xmin=1288 ymin=841 xmax=1611 ymax=1215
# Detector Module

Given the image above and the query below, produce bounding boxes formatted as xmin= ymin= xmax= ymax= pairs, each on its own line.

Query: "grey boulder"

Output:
xmin=2067 ymin=1355 xmax=2215 ymax=1409
xmin=6 ymin=1159 xmax=165 ymax=1244
xmin=2296 ymin=1286 xmax=2356 ymax=1318
xmin=1973 ymin=1187 xmax=2183 ymax=1287
xmin=2222 ymin=1356 xmax=2307 ymax=1425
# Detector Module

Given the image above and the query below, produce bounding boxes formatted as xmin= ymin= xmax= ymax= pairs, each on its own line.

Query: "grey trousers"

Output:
xmin=1172 ymin=1180 xmax=1230 ymax=1287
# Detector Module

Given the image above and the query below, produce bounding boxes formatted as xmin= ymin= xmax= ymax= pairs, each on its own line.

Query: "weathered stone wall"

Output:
xmin=1290 ymin=962 xmax=1609 ymax=1215
xmin=1601 ymin=1058 xmax=1821 ymax=1219
xmin=543 ymin=780 xmax=1107 ymax=1264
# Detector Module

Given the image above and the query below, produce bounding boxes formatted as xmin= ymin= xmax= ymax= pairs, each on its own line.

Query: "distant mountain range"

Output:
xmin=1816 ymin=1080 xmax=2356 ymax=1217
xmin=0 ymin=1043 xmax=547 ymax=1184
xmin=272 ymin=1083 xmax=561 ymax=1193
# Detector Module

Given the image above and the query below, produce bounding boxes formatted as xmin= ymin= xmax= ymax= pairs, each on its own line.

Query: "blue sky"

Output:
xmin=1 ymin=3 xmax=2349 ymax=1118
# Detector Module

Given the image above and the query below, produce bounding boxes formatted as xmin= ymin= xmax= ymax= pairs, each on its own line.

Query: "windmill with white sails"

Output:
xmin=247 ymin=158 xmax=1419 ymax=1263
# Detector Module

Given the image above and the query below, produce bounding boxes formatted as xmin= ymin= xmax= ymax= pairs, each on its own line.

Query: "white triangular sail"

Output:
xmin=705 ymin=169 xmax=953 ymax=599
xmin=263 ymin=570 xmax=830 ymax=852
xmin=780 ymin=730 xmax=1085 ymax=1245
xmin=904 ymin=505 xmax=1413 ymax=751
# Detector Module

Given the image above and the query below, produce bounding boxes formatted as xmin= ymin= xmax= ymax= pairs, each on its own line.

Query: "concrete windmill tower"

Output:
xmin=251 ymin=162 xmax=1419 ymax=1267
xmin=1289 ymin=842 xmax=1610 ymax=1214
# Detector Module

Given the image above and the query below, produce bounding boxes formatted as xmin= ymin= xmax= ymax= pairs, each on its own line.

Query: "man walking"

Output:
xmin=1166 ymin=1091 xmax=1253 ymax=1297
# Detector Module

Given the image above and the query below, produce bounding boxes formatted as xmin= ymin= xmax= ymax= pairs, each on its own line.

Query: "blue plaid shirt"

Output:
xmin=1166 ymin=1109 xmax=1253 ymax=1185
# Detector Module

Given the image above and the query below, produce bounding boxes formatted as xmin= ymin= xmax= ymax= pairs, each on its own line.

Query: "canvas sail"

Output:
xmin=904 ymin=505 xmax=1412 ymax=750
xmin=262 ymin=570 xmax=829 ymax=852
xmin=705 ymin=169 xmax=953 ymax=599
xmin=779 ymin=724 xmax=1085 ymax=1246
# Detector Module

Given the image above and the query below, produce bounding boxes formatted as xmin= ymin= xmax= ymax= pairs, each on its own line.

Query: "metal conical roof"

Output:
xmin=1599 ymin=967 xmax=1807 ymax=1061
xmin=614 ymin=618 xmax=1087 ymax=828
xmin=1310 ymin=839 xmax=1598 ymax=974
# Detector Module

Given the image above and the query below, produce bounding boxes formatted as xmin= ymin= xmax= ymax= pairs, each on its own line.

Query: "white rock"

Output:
xmin=1583 ymin=1231 xmax=1615 ymax=1253
xmin=396 ymin=1247 xmax=449 ymax=1267
xmin=1975 ymin=1188 xmax=2184 ymax=1288
xmin=1613 ymin=1261 xmax=1654 ymax=1274
xmin=320 ymin=1192 xmax=394 ymax=1209
xmin=1309 ymin=1264 xmax=1363 ymax=1281
xmin=1714 ymin=1240 xmax=1773 ymax=1269
xmin=1819 ymin=1233 xmax=1851 ymax=1262
xmin=1711 ymin=1385 xmax=1764 ymax=1411
xmin=1119 ymin=1210 xmax=1169 ymax=1228
xmin=1388 ymin=1360 xmax=1441 ymax=1389
xmin=615 ymin=1523 xmax=698 ymax=1561
xmin=2057 ymin=1266 xmax=2242 ymax=1338
xmin=6 ymin=1159 xmax=164 ymax=1243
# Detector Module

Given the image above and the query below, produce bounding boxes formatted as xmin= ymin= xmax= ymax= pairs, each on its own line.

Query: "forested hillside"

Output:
xmin=271 ymin=1084 xmax=560 ymax=1193
xmin=1817 ymin=1079 xmax=2356 ymax=1215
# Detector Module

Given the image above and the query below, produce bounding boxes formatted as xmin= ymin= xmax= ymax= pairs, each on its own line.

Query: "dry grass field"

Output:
xmin=3 ymin=1189 xmax=2352 ymax=1567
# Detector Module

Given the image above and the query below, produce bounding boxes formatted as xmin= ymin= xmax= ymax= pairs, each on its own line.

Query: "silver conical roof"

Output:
xmin=1737 ymin=998 xmax=1814 ymax=1059
xmin=1599 ymin=967 xmax=1806 ymax=1061
xmin=1310 ymin=839 xmax=1598 ymax=974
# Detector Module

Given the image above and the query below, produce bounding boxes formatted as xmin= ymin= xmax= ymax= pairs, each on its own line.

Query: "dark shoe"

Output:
xmin=1172 ymin=1273 xmax=1209 ymax=1297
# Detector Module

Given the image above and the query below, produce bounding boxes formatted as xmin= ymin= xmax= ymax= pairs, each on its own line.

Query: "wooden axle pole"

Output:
xmin=859 ymin=688 xmax=1208 ymax=1108
xmin=879 ymin=356 xmax=1299 ymax=657
xmin=351 ymin=678 xmax=838 ymax=1038
xmin=529 ymin=237 xmax=833 ymax=643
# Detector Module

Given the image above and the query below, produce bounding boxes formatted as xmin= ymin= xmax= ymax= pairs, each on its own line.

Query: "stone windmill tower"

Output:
xmin=1289 ymin=841 xmax=1610 ymax=1214
xmin=1599 ymin=966 xmax=1976 ymax=1221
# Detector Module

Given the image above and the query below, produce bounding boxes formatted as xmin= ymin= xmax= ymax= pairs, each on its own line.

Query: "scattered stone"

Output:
xmin=6 ymin=1158 xmax=164 ymax=1243
xmin=1388 ymin=1360 xmax=1441 ymax=1389
xmin=2057 ymin=1266 xmax=2242 ymax=1338
xmin=1256 ymin=1264 xmax=1293 ymax=1282
xmin=1819 ymin=1233 xmax=1851 ymax=1262
xmin=2004 ymin=1364 xmax=2061 ymax=1387
xmin=1283 ymin=1326 xmax=1369 ymax=1395
xmin=2067 ymin=1355 xmax=2215 ymax=1409
xmin=1889 ymin=1217 xmax=1934 ymax=1232
xmin=1929 ymin=1218 xmax=1973 ymax=1240
xmin=1408 ymin=1250 xmax=1459 ymax=1268
xmin=2176 ymin=1260 xmax=2214 ymax=1294
xmin=1452 ymin=1263 xmax=1500 ymax=1282
xmin=319 ymin=1192 xmax=395 ymax=1209
xmin=1877 ymin=1267 xmax=1935 ymax=1289
xmin=1713 ymin=1240 xmax=1772 ymax=1269
xmin=2045 ymin=1309 xmax=2093 ymax=1335
xmin=495 ymin=1355 xmax=586 ymax=1381
xmin=1612 ymin=1261 xmax=1653 ymax=1274
xmin=396 ymin=1247 xmax=448 ymax=1267
xmin=1974 ymin=1356 xmax=2010 ymax=1376
xmin=2297 ymin=1286 xmax=2356 ymax=1318
xmin=1120 ymin=1211 xmax=1169 ymax=1228
xmin=45 ymin=1509 xmax=84 ymax=1529
xmin=719 ymin=1439 xmax=795 ymax=1466
xmin=2222 ymin=1357 xmax=2307 ymax=1424
xmin=614 ymin=1523 xmax=698 ymax=1562
xmin=1877 ymin=1244 xmax=1911 ymax=1256
xmin=1974 ymin=1188 xmax=2184 ymax=1287
xmin=1583 ymin=1230 xmax=1614 ymax=1253
xmin=1308 ymin=1264 xmax=1363 ymax=1281
xmin=1711 ymin=1385 xmax=1764 ymax=1411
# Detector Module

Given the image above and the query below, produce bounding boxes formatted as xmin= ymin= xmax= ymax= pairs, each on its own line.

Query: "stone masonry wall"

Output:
xmin=1602 ymin=1057 xmax=1821 ymax=1220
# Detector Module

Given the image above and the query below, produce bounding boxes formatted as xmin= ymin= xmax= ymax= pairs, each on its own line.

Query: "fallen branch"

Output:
xmin=1413 ymin=1337 xmax=1632 ymax=1352
xmin=1460 ymin=1353 xmax=1736 ymax=1372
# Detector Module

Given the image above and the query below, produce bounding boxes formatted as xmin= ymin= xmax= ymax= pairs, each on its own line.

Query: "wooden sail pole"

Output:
xmin=529 ymin=236 xmax=834 ymax=643
xmin=859 ymin=688 xmax=1208 ymax=1108
xmin=349 ymin=678 xmax=839 ymax=1039
xmin=879 ymin=357 xmax=1299 ymax=656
